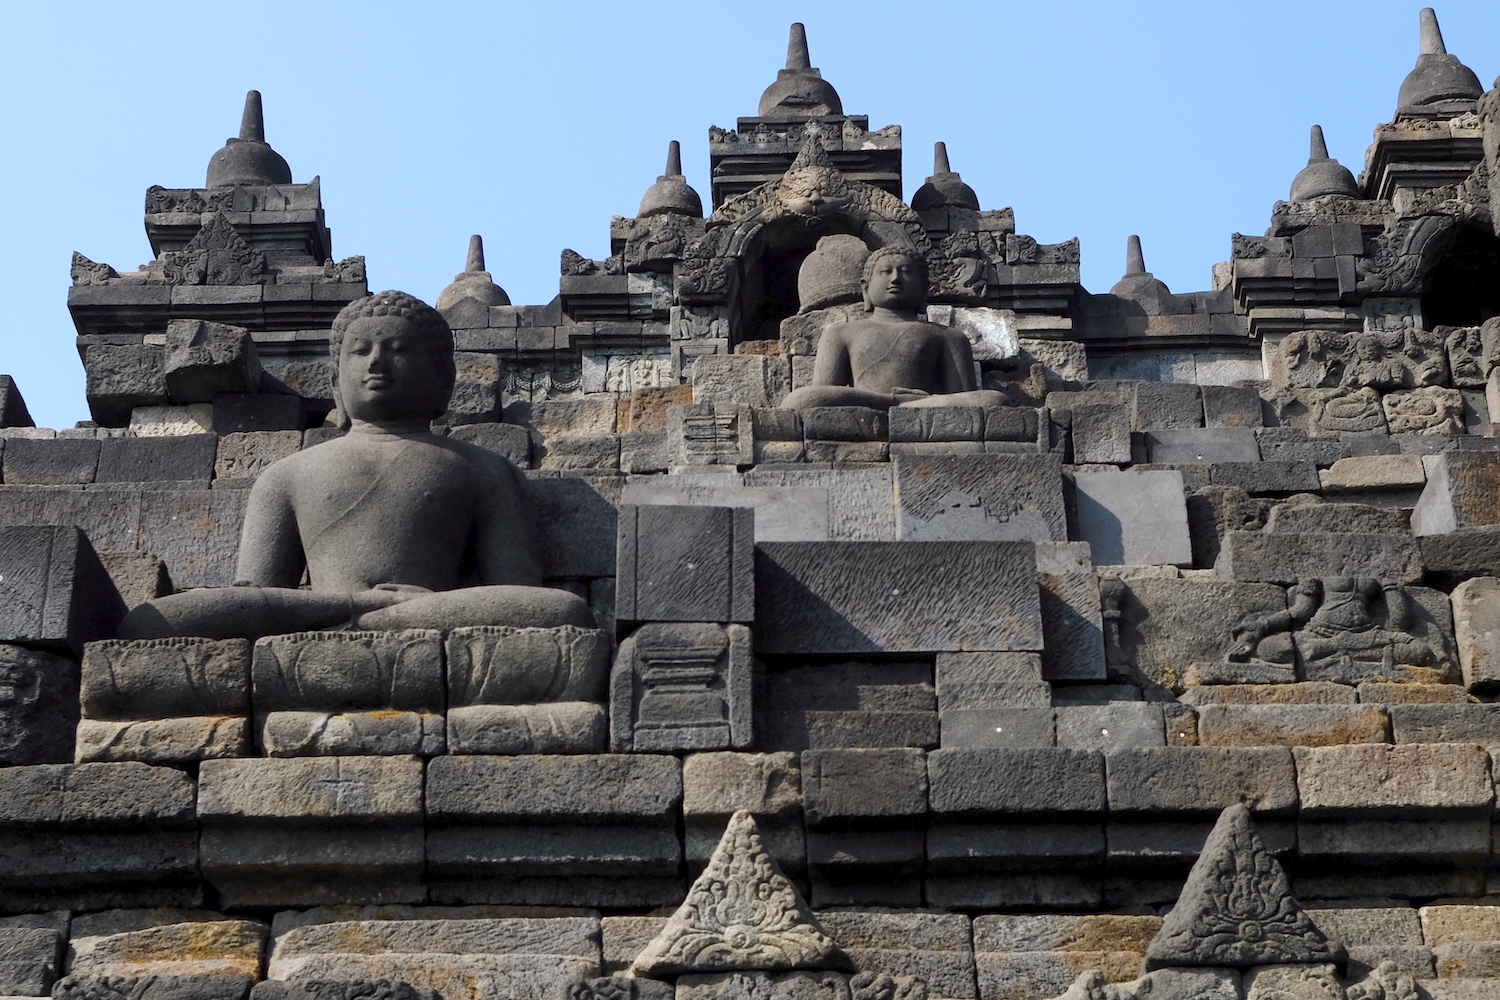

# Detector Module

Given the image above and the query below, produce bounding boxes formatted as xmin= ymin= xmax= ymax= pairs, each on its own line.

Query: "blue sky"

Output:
xmin=2 ymin=1 xmax=1497 ymax=428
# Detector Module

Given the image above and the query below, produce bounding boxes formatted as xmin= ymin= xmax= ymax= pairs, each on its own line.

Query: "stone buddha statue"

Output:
xmin=779 ymin=246 xmax=1007 ymax=411
xmin=119 ymin=290 xmax=594 ymax=640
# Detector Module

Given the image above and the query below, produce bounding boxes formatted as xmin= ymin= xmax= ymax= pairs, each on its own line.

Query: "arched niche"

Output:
xmin=1420 ymin=221 xmax=1500 ymax=326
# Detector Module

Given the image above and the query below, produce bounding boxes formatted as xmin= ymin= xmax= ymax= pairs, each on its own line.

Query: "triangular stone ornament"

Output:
xmin=789 ymin=136 xmax=835 ymax=172
xmin=629 ymin=810 xmax=851 ymax=978
xmin=1145 ymin=803 xmax=1345 ymax=970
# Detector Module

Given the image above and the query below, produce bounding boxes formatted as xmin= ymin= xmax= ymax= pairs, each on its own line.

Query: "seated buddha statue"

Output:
xmin=779 ymin=245 xmax=1008 ymax=411
xmin=119 ymin=290 xmax=594 ymax=640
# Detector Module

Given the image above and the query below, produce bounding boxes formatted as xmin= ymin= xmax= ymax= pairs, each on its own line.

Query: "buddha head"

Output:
xmin=329 ymin=291 xmax=456 ymax=430
xmin=861 ymin=245 xmax=929 ymax=313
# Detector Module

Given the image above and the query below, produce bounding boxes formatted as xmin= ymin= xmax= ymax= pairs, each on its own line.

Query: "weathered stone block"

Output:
xmin=1413 ymin=452 xmax=1500 ymax=535
xmin=1357 ymin=681 xmax=1466 ymax=703
xmin=935 ymin=652 xmax=1049 ymax=710
xmin=1111 ymin=577 xmax=1288 ymax=690
xmin=1033 ymin=541 xmax=1107 ymax=681
xmin=1105 ymin=747 xmax=1298 ymax=815
xmin=973 ymin=912 xmax=1160 ymax=955
xmin=201 ymin=826 xmax=425 ymax=907
xmin=1255 ymin=428 xmax=1349 ymax=467
xmin=82 ymin=638 xmax=250 ymax=720
xmin=445 ymin=351 xmax=504 ymax=425
xmin=802 ymin=748 xmax=928 ymax=826
xmin=667 ymin=403 xmax=753 ymax=467
xmin=445 ymin=625 xmax=608 ymax=706
xmin=1203 ymin=385 xmax=1264 ymax=428
xmin=815 ymin=911 xmax=974 ymax=998
xmin=616 ymin=505 xmax=754 ymax=624
xmin=1209 ymin=461 xmax=1321 ymax=494
xmin=0 ymin=526 xmax=124 ymax=654
xmin=56 ymin=975 xmax=252 ymax=1000
xmin=213 ymin=431 xmax=301 ymax=481
xmin=85 ymin=344 xmax=169 ymax=427
xmin=887 ymin=406 xmax=985 ymax=443
xmin=610 ymin=623 xmax=752 ymax=752
xmin=1132 ymin=382 xmax=1203 ymax=430
xmin=266 ymin=917 xmax=599 ymax=1000
xmin=1453 ymin=577 xmax=1500 ymax=694
xmin=892 ymin=453 xmax=1063 ymax=542
xmin=447 ymin=422 xmax=532 ymax=468
xmin=210 ymin=394 xmax=305 ymax=435
xmin=1216 ymin=530 xmax=1424 ymax=584
xmin=262 ymin=711 xmax=445 ymax=757
xmin=198 ymin=756 xmax=423 ymax=823
xmin=1145 ymin=427 xmax=1258 ymax=464
xmin=527 ymin=473 xmax=622 ymax=579
xmin=692 ymin=355 xmax=775 ymax=408
xmin=252 ymin=631 xmax=443 ymax=713
xmin=939 ymin=707 xmax=1055 ymax=748
xmin=1294 ymin=744 xmax=1493 ymax=816
xmin=162 ymin=320 xmax=260 ymax=404
xmin=682 ymin=752 xmax=801 ymax=820
xmin=755 ymin=541 xmax=1042 ymax=654
xmin=446 ymin=703 xmax=605 ymax=754
xmin=1196 ymin=704 xmax=1390 ymax=747
xmin=0 ymin=643 xmax=74 ymax=767
xmin=1055 ymin=703 xmax=1165 ymax=749
xmin=76 ymin=716 xmax=251 ymax=764
xmin=1065 ymin=400 xmax=1132 ymax=463
xmin=425 ymin=754 xmax=680 ymax=824
xmin=0 ymin=926 xmax=60 ymax=994
xmin=1180 ymin=682 xmax=1356 ymax=705
xmin=67 ymin=918 xmax=266 ymax=979
xmin=1389 ymin=704 xmax=1500 ymax=744
xmin=426 ymin=824 xmax=681 ymax=878
xmin=927 ymin=748 xmax=1105 ymax=816
xmin=1 ymin=437 xmax=99 ymax=485
xmin=1072 ymin=470 xmax=1191 ymax=566
xmin=802 ymin=407 xmax=888 ymax=442
xmin=0 ymin=761 xmax=194 ymax=827
xmin=1321 ymin=454 xmax=1426 ymax=490
xmin=96 ymin=435 xmax=217 ymax=483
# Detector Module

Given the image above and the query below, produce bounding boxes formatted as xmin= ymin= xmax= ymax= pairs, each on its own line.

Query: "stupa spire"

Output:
xmin=239 ymin=91 xmax=266 ymax=143
xmin=1419 ymin=7 xmax=1446 ymax=55
xmin=1308 ymin=124 xmax=1330 ymax=162
xmin=466 ymin=234 xmax=485 ymax=273
xmin=665 ymin=140 xmax=683 ymax=177
xmin=934 ymin=141 xmax=952 ymax=175
xmin=787 ymin=23 xmax=811 ymax=71
xmin=1126 ymin=235 xmax=1146 ymax=276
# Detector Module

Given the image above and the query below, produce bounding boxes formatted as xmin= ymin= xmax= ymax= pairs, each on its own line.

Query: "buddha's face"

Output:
xmin=863 ymin=253 xmax=926 ymax=312
xmin=337 ymin=315 xmax=447 ymax=424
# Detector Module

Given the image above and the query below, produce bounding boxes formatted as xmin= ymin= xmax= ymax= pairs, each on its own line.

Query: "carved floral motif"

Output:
xmin=1144 ymin=803 xmax=1346 ymax=968
xmin=70 ymin=252 xmax=117 ymax=286
xmin=630 ymin=810 xmax=849 ymax=977
xmin=159 ymin=213 xmax=266 ymax=286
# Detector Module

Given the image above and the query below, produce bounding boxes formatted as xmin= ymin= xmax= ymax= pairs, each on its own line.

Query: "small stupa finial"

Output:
xmin=466 ymin=235 xmax=485 ymax=273
xmin=1419 ymin=8 xmax=1446 ymax=56
xmin=239 ymin=90 xmax=265 ymax=143
xmin=1126 ymin=235 xmax=1146 ymax=276
xmin=934 ymin=142 xmax=952 ymax=175
xmin=665 ymin=140 xmax=683 ymax=177
xmin=1309 ymin=125 xmax=1330 ymax=163
xmin=787 ymin=23 xmax=811 ymax=71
